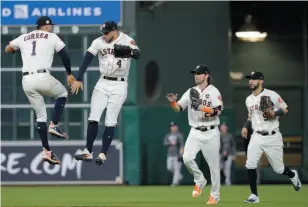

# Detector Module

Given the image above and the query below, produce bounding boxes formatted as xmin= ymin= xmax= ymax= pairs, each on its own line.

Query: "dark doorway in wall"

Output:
xmin=145 ymin=60 xmax=160 ymax=99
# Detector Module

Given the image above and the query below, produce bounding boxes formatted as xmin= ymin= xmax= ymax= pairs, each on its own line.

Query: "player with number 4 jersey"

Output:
xmin=5 ymin=16 xmax=75 ymax=165
xmin=72 ymin=21 xmax=140 ymax=166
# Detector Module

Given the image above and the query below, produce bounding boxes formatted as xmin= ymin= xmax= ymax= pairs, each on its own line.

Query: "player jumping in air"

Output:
xmin=5 ymin=16 xmax=76 ymax=165
xmin=71 ymin=21 xmax=141 ymax=166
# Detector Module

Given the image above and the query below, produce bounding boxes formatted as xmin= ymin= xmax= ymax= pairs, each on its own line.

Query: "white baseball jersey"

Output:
xmin=177 ymin=85 xmax=223 ymax=128
xmin=9 ymin=30 xmax=65 ymax=73
xmin=87 ymin=32 xmax=139 ymax=79
xmin=246 ymin=88 xmax=288 ymax=131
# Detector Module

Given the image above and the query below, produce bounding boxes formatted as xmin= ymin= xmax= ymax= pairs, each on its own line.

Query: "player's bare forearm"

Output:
xmin=267 ymin=107 xmax=288 ymax=118
xmin=170 ymin=102 xmax=182 ymax=112
xmin=5 ymin=45 xmax=17 ymax=54
xmin=197 ymin=105 xmax=222 ymax=116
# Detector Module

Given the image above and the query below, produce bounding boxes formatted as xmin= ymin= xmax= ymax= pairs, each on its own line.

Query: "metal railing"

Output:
xmin=1 ymin=67 xmax=99 ymax=140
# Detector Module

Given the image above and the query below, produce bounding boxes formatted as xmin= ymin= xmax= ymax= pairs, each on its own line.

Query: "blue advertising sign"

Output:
xmin=1 ymin=1 xmax=121 ymax=26
xmin=1 ymin=140 xmax=123 ymax=185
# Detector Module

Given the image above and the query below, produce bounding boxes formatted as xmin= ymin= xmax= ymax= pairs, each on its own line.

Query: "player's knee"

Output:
xmin=273 ymin=166 xmax=284 ymax=174
xmin=88 ymin=115 xmax=100 ymax=122
xmin=105 ymin=120 xmax=117 ymax=127
xmin=59 ymin=91 xmax=68 ymax=98
xmin=182 ymin=153 xmax=194 ymax=164
xmin=36 ymin=114 xmax=47 ymax=122
xmin=245 ymin=162 xmax=258 ymax=170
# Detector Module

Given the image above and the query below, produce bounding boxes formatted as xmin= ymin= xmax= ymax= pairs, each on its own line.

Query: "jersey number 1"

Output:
xmin=31 ymin=41 xmax=36 ymax=56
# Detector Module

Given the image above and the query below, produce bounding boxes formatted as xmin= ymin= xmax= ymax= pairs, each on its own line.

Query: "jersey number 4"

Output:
xmin=31 ymin=41 xmax=37 ymax=56
xmin=117 ymin=59 xmax=122 ymax=68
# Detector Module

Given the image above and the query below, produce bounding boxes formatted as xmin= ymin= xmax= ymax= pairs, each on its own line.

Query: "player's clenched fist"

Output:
xmin=166 ymin=93 xmax=178 ymax=102
xmin=241 ymin=127 xmax=248 ymax=139
xmin=71 ymin=81 xmax=83 ymax=95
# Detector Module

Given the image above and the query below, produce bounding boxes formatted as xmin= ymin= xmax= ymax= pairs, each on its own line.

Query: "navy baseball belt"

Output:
xmin=195 ymin=125 xmax=215 ymax=132
xmin=256 ymin=130 xmax=276 ymax=136
xmin=23 ymin=69 xmax=47 ymax=76
xmin=103 ymin=76 xmax=125 ymax=82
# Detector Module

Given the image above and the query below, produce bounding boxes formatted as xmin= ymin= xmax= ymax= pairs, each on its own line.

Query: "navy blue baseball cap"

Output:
xmin=36 ymin=16 xmax=54 ymax=28
xmin=169 ymin=121 xmax=177 ymax=127
xmin=100 ymin=21 xmax=118 ymax=34
xmin=191 ymin=64 xmax=210 ymax=75
xmin=245 ymin=71 xmax=264 ymax=80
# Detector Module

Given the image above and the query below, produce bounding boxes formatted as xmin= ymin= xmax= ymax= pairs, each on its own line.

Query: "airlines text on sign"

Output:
xmin=1 ymin=1 xmax=121 ymax=25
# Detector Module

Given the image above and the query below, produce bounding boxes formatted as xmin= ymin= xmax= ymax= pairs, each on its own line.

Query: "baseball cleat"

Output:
xmin=73 ymin=148 xmax=93 ymax=161
xmin=206 ymin=195 xmax=219 ymax=204
xmin=42 ymin=148 xmax=61 ymax=165
xmin=192 ymin=180 xmax=207 ymax=198
xmin=95 ymin=153 xmax=107 ymax=166
xmin=48 ymin=121 xmax=68 ymax=139
xmin=290 ymin=170 xmax=301 ymax=191
xmin=244 ymin=194 xmax=260 ymax=203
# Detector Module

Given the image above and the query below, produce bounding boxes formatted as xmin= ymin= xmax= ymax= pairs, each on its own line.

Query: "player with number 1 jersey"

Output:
xmin=5 ymin=16 xmax=75 ymax=165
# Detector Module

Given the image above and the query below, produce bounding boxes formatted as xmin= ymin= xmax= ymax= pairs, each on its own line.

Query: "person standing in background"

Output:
xmin=164 ymin=121 xmax=184 ymax=186
xmin=220 ymin=122 xmax=236 ymax=186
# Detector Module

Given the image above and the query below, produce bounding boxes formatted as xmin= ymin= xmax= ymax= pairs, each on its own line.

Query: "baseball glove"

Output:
xmin=67 ymin=74 xmax=76 ymax=87
xmin=190 ymin=88 xmax=202 ymax=110
xmin=114 ymin=44 xmax=132 ymax=58
xmin=260 ymin=96 xmax=274 ymax=119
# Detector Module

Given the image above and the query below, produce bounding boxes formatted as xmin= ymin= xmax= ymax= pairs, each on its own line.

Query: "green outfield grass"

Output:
xmin=1 ymin=185 xmax=307 ymax=207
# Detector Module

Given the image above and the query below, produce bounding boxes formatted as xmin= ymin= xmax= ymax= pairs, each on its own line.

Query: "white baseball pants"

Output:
xmin=88 ymin=77 xmax=127 ymax=126
xmin=182 ymin=127 xmax=221 ymax=199
xmin=246 ymin=131 xmax=284 ymax=174
xmin=22 ymin=72 xmax=67 ymax=122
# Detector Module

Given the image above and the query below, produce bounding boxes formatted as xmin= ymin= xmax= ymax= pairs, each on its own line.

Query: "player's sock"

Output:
xmin=86 ymin=121 xmax=98 ymax=153
xmin=283 ymin=166 xmax=295 ymax=178
xmin=248 ymin=169 xmax=258 ymax=196
xmin=37 ymin=122 xmax=50 ymax=151
xmin=52 ymin=97 xmax=67 ymax=125
xmin=101 ymin=126 xmax=115 ymax=154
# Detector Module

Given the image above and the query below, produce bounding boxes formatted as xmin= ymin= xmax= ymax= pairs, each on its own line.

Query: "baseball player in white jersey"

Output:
xmin=166 ymin=64 xmax=223 ymax=205
xmin=4 ymin=16 xmax=76 ymax=165
xmin=241 ymin=71 xmax=301 ymax=203
xmin=71 ymin=21 xmax=140 ymax=166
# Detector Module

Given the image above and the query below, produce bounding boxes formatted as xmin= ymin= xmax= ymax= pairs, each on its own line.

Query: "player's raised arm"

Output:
xmin=166 ymin=89 xmax=190 ymax=112
xmin=71 ymin=39 xmax=98 ymax=94
xmin=54 ymin=35 xmax=75 ymax=86
xmin=166 ymin=93 xmax=181 ymax=112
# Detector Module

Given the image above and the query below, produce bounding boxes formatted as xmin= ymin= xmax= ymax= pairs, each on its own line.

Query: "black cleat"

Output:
xmin=73 ymin=148 xmax=93 ymax=161
xmin=48 ymin=121 xmax=68 ymax=139
xmin=95 ymin=153 xmax=106 ymax=166
xmin=42 ymin=148 xmax=61 ymax=165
